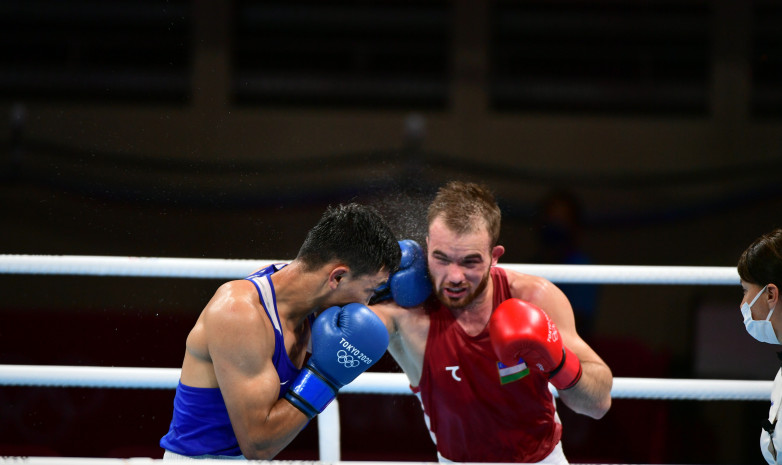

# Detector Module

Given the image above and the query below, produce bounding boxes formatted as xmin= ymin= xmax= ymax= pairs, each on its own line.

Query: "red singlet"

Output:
xmin=413 ymin=267 xmax=561 ymax=463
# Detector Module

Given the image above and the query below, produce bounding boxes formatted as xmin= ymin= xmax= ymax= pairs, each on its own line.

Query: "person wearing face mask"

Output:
xmin=737 ymin=228 xmax=782 ymax=464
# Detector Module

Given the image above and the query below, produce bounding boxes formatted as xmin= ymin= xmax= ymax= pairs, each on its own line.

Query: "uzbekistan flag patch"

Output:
xmin=497 ymin=359 xmax=529 ymax=385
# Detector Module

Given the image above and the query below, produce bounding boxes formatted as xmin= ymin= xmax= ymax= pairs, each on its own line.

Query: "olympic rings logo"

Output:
xmin=338 ymin=337 xmax=374 ymax=366
xmin=337 ymin=350 xmax=361 ymax=368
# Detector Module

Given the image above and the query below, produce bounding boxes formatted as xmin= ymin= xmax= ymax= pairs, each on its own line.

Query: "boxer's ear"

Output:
xmin=328 ymin=266 xmax=349 ymax=289
xmin=491 ymin=245 xmax=505 ymax=265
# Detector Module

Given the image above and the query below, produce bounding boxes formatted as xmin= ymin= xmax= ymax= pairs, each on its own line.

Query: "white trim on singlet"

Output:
xmin=249 ymin=274 xmax=280 ymax=333
xmin=413 ymin=389 xmax=438 ymax=446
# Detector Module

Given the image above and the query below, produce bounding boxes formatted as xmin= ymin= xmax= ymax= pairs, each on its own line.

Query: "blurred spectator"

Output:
xmin=531 ymin=189 xmax=600 ymax=340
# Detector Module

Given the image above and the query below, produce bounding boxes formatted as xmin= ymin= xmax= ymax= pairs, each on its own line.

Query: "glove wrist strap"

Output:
xmin=549 ymin=346 xmax=582 ymax=390
xmin=284 ymin=367 xmax=338 ymax=419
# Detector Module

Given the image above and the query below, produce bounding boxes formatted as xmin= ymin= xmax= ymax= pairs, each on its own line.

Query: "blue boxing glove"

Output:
xmin=370 ymin=240 xmax=432 ymax=307
xmin=284 ymin=303 xmax=388 ymax=419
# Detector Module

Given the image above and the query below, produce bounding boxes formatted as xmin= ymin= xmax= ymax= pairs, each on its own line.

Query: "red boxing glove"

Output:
xmin=489 ymin=298 xmax=582 ymax=390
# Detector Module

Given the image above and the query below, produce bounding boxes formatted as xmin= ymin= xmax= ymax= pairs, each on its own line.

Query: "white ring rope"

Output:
xmin=0 ymin=254 xmax=739 ymax=285
xmin=0 ymin=254 xmax=271 ymax=280
xmin=0 ymin=365 xmax=772 ymax=401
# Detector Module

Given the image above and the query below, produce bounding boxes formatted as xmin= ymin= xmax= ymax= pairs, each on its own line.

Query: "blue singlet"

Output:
xmin=160 ymin=263 xmax=307 ymax=457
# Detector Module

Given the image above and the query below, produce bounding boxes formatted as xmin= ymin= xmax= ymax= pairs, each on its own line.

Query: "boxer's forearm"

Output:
xmin=557 ymin=360 xmax=612 ymax=419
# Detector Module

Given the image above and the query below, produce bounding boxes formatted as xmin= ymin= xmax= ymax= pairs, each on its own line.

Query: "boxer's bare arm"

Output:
xmin=370 ymin=300 xmax=429 ymax=387
xmin=184 ymin=281 xmax=309 ymax=459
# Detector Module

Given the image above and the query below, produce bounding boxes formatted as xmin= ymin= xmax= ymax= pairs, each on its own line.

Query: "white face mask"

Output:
xmin=741 ymin=285 xmax=780 ymax=345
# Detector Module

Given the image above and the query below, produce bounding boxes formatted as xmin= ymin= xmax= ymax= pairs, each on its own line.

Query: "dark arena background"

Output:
xmin=2 ymin=1 xmax=782 ymax=464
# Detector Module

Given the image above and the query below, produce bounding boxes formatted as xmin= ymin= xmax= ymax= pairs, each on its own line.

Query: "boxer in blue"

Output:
xmin=160 ymin=203 xmax=400 ymax=460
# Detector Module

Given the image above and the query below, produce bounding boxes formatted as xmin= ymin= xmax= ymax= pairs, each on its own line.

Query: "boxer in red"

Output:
xmin=371 ymin=181 xmax=612 ymax=464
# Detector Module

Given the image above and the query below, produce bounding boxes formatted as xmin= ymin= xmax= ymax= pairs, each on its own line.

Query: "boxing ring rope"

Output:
xmin=0 ymin=254 xmax=753 ymax=462
xmin=0 ymin=364 xmax=772 ymax=400
xmin=0 ymin=254 xmax=739 ymax=284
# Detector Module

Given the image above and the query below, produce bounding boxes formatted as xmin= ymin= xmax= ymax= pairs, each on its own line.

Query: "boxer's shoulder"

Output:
xmin=504 ymin=270 xmax=556 ymax=301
